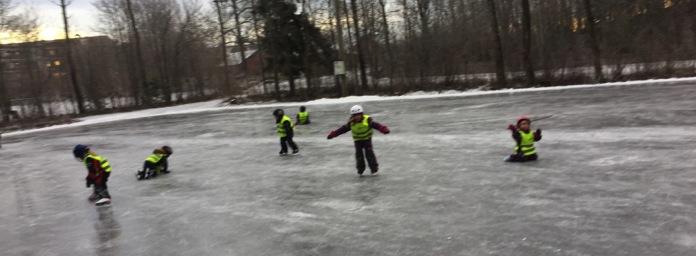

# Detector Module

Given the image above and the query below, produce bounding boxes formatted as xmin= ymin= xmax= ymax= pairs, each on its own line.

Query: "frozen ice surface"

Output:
xmin=6 ymin=76 xmax=696 ymax=137
xmin=2 ymin=80 xmax=696 ymax=255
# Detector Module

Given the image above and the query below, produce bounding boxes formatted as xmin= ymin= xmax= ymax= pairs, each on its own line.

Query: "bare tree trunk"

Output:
xmin=349 ymin=0 xmax=368 ymax=94
xmin=416 ymin=0 xmax=431 ymax=90
xmin=214 ymin=0 xmax=232 ymax=95
xmin=60 ymin=0 xmax=85 ymax=114
xmin=125 ymin=0 xmax=149 ymax=105
xmin=378 ymin=0 xmax=394 ymax=93
xmin=521 ymin=0 xmax=535 ymax=85
xmin=231 ymin=0 xmax=248 ymax=90
xmin=583 ymin=0 xmax=603 ymax=82
xmin=400 ymin=0 xmax=415 ymax=92
xmin=251 ymin=0 xmax=268 ymax=95
xmin=334 ymin=0 xmax=348 ymax=96
xmin=0 ymin=58 xmax=10 ymax=122
xmin=343 ymin=0 xmax=358 ymax=93
xmin=487 ymin=0 xmax=507 ymax=88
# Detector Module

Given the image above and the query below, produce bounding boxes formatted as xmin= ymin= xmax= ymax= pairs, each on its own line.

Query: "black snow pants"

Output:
xmin=280 ymin=136 xmax=298 ymax=153
xmin=354 ymin=139 xmax=378 ymax=174
xmin=94 ymin=172 xmax=111 ymax=199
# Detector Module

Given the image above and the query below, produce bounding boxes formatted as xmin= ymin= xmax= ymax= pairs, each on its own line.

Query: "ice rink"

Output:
xmin=2 ymin=81 xmax=696 ymax=255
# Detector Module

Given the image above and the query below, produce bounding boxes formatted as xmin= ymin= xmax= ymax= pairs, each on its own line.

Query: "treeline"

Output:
xmin=0 ymin=0 xmax=695 ymax=122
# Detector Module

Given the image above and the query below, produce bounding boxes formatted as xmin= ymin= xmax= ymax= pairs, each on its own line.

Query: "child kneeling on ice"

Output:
xmin=137 ymin=146 xmax=173 ymax=180
xmin=327 ymin=105 xmax=390 ymax=176
xmin=505 ymin=116 xmax=542 ymax=162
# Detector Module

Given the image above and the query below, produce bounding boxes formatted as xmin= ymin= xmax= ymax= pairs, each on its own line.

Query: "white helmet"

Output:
xmin=350 ymin=105 xmax=363 ymax=115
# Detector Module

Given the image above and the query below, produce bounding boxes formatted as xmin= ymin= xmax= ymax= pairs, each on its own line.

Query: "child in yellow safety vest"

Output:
xmin=137 ymin=146 xmax=173 ymax=180
xmin=73 ymin=144 xmax=112 ymax=206
xmin=327 ymin=105 xmax=390 ymax=176
xmin=296 ymin=106 xmax=310 ymax=125
xmin=274 ymin=109 xmax=299 ymax=155
xmin=505 ymin=116 xmax=542 ymax=162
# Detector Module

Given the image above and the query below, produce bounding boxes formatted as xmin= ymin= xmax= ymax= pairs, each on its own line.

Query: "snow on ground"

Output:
xmin=4 ymin=76 xmax=696 ymax=137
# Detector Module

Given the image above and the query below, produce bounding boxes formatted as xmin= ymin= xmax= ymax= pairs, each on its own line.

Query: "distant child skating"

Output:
xmin=137 ymin=146 xmax=173 ymax=180
xmin=73 ymin=144 xmax=112 ymax=206
xmin=274 ymin=109 xmax=299 ymax=155
xmin=327 ymin=105 xmax=390 ymax=176
xmin=505 ymin=116 xmax=542 ymax=162
xmin=296 ymin=106 xmax=310 ymax=125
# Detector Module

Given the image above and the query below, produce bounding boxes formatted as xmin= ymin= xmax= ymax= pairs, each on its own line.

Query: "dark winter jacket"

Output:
xmin=328 ymin=116 xmax=390 ymax=139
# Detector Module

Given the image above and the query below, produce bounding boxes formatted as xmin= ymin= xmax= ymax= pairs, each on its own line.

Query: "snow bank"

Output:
xmin=5 ymin=76 xmax=696 ymax=137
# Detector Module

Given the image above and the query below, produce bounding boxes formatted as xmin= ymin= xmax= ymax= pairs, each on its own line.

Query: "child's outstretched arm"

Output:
xmin=369 ymin=118 xmax=390 ymax=134
xmin=534 ymin=129 xmax=542 ymax=141
xmin=327 ymin=124 xmax=350 ymax=139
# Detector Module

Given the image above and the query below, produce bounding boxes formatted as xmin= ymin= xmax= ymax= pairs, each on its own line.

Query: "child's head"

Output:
xmin=162 ymin=145 xmax=173 ymax=156
xmin=72 ymin=144 xmax=90 ymax=160
xmin=349 ymin=105 xmax=364 ymax=122
xmin=273 ymin=109 xmax=284 ymax=117
xmin=153 ymin=148 xmax=166 ymax=155
xmin=300 ymin=106 xmax=306 ymax=112
xmin=517 ymin=116 xmax=531 ymax=131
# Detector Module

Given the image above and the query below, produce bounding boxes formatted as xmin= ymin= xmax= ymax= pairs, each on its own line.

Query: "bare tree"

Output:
xmin=488 ymin=0 xmax=507 ymax=88
xmin=520 ymin=0 xmax=535 ymax=85
xmin=0 ymin=1 xmax=11 ymax=122
xmin=332 ymin=0 xmax=348 ymax=96
xmin=377 ymin=0 xmax=394 ymax=92
xmin=348 ymin=0 xmax=368 ymax=93
xmin=125 ymin=0 xmax=149 ymax=105
xmin=583 ymin=0 xmax=603 ymax=82
xmin=214 ymin=0 xmax=232 ymax=95
xmin=57 ymin=0 xmax=86 ymax=114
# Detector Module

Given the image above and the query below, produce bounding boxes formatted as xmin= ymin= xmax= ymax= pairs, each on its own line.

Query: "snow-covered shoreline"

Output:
xmin=4 ymin=76 xmax=695 ymax=137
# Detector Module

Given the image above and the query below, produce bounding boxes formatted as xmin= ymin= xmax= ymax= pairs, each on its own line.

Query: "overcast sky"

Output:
xmin=21 ymin=0 xmax=101 ymax=39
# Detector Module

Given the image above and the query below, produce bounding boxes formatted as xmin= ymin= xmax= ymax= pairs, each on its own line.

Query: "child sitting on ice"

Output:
xmin=505 ymin=116 xmax=542 ymax=162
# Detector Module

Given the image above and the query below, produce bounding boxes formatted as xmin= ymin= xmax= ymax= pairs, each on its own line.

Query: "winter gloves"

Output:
xmin=327 ymin=131 xmax=338 ymax=140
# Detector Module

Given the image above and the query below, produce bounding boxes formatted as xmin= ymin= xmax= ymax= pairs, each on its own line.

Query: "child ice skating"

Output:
xmin=505 ymin=116 xmax=542 ymax=162
xmin=327 ymin=105 xmax=390 ymax=176
xmin=73 ymin=144 xmax=112 ymax=206
xmin=296 ymin=106 xmax=310 ymax=125
xmin=274 ymin=109 xmax=299 ymax=155
xmin=137 ymin=146 xmax=173 ymax=180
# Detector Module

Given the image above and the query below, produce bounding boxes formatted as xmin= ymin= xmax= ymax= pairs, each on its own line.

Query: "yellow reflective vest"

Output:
xmin=276 ymin=115 xmax=294 ymax=138
xmin=84 ymin=154 xmax=112 ymax=173
xmin=297 ymin=111 xmax=309 ymax=124
xmin=351 ymin=115 xmax=373 ymax=141
xmin=514 ymin=130 xmax=537 ymax=156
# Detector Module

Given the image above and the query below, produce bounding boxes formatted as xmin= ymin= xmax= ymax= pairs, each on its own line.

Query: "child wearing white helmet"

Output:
xmin=327 ymin=105 xmax=390 ymax=176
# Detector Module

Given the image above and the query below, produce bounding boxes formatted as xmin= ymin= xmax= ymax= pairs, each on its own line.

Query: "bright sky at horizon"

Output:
xmin=15 ymin=0 xmax=100 ymax=42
